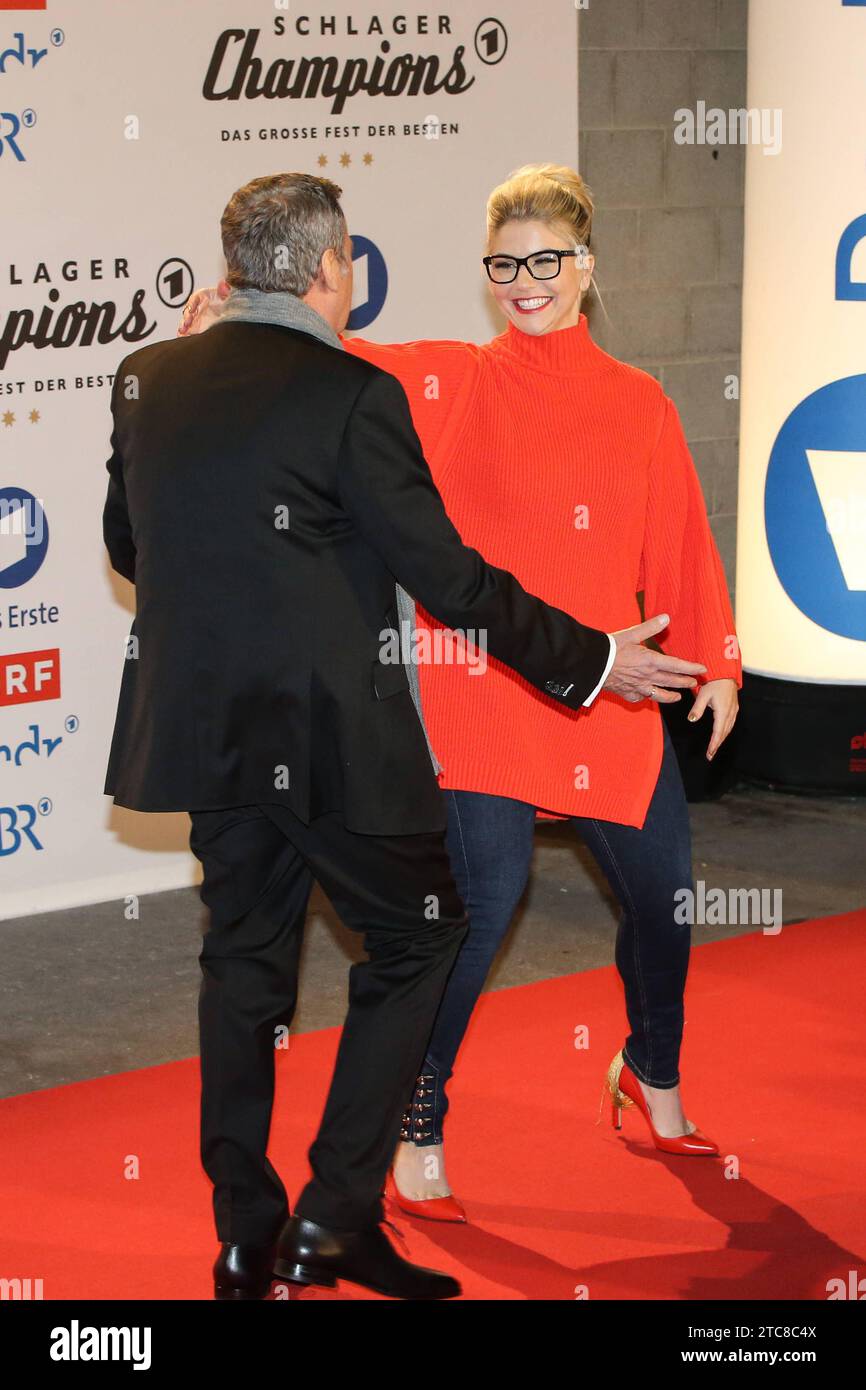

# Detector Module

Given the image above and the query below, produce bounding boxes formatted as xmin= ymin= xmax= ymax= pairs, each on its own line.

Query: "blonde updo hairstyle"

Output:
xmin=486 ymin=163 xmax=593 ymax=250
xmin=485 ymin=163 xmax=602 ymax=311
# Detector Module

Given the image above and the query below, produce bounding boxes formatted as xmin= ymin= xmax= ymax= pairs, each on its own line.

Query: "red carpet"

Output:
xmin=2 ymin=911 xmax=864 ymax=1301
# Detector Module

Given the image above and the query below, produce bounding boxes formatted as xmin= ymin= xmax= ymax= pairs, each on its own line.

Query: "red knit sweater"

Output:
xmin=343 ymin=315 xmax=741 ymax=828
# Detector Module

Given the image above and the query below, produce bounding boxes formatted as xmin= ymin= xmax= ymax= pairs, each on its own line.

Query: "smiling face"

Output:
xmin=486 ymin=218 xmax=595 ymax=336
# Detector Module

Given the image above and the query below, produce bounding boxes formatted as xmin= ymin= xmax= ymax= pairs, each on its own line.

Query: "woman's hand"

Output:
xmin=688 ymin=678 xmax=739 ymax=760
xmin=177 ymin=279 xmax=231 ymax=336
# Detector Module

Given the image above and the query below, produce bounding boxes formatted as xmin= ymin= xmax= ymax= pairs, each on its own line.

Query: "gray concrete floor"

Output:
xmin=0 ymin=784 xmax=862 ymax=1100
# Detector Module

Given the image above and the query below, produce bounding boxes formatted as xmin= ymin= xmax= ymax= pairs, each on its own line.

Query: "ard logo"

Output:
xmin=347 ymin=236 xmax=388 ymax=332
xmin=765 ymin=376 xmax=866 ymax=642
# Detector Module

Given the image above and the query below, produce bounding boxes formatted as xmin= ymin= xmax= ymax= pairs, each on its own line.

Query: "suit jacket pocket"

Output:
xmin=371 ymin=654 xmax=410 ymax=700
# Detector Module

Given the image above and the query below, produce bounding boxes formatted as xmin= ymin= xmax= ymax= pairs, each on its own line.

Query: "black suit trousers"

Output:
xmin=188 ymin=803 xmax=467 ymax=1244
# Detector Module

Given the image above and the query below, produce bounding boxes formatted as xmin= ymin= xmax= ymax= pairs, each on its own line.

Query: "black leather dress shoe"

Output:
xmin=273 ymin=1215 xmax=461 ymax=1300
xmin=213 ymin=1242 xmax=276 ymax=1300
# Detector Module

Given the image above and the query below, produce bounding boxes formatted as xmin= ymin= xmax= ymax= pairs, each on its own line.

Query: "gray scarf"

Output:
xmin=216 ymin=287 xmax=439 ymax=773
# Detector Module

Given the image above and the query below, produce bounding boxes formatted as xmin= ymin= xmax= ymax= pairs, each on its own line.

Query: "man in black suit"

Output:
xmin=103 ymin=173 xmax=701 ymax=1300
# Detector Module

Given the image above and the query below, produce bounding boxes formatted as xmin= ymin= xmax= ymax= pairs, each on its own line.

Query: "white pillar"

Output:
xmin=736 ymin=0 xmax=866 ymax=789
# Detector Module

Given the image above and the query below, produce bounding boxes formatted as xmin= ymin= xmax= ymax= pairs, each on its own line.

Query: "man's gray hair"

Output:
xmin=220 ymin=172 xmax=347 ymax=295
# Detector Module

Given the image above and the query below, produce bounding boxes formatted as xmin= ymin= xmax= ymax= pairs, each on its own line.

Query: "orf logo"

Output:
xmin=0 ymin=648 xmax=60 ymax=706
xmin=347 ymin=236 xmax=388 ymax=331
xmin=0 ymin=488 xmax=48 ymax=586
xmin=0 ymin=4 xmax=48 ymax=10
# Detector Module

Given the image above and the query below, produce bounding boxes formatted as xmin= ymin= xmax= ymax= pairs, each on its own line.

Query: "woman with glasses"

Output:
xmin=180 ymin=164 xmax=741 ymax=1222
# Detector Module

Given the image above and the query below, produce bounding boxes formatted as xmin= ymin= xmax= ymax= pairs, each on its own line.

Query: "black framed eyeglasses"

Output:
xmin=482 ymin=248 xmax=588 ymax=284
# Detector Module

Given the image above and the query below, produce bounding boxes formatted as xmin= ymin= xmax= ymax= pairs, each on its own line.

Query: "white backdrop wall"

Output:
xmin=0 ymin=0 xmax=579 ymax=920
xmin=737 ymin=0 xmax=866 ymax=683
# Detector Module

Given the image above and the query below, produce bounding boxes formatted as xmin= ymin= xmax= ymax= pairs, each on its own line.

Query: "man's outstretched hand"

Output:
xmin=604 ymin=615 xmax=705 ymax=705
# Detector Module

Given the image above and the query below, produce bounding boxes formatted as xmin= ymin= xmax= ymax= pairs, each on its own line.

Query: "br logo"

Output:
xmin=765 ymin=376 xmax=866 ymax=641
xmin=347 ymin=236 xmax=388 ymax=331
xmin=0 ymin=109 xmax=33 ymax=162
xmin=0 ymin=488 xmax=49 ymax=588
xmin=0 ymin=804 xmax=45 ymax=856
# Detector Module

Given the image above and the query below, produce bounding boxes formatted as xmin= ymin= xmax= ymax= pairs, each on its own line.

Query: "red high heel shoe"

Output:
xmin=386 ymin=1071 xmax=468 ymax=1223
xmin=385 ymin=1169 xmax=467 ymax=1224
xmin=605 ymin=1050 xmax=719 ymax=1156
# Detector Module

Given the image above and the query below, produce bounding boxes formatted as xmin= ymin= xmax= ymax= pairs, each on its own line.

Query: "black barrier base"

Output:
xmin=735 ymin=671 xmax=866 ymax=795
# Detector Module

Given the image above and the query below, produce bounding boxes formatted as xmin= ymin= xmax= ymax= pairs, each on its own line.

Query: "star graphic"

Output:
xmin=339 ymin=152 xmax=351 ymax=167
xmin=2 ymin=411 xmax=14 ymax=428
xmin=317 ymin=154 xmax=328 ymax=167
xmin=29 ymin=409 xmax=40 ymax=424
xmin=363 ymin=153 xmax=373 ymax=166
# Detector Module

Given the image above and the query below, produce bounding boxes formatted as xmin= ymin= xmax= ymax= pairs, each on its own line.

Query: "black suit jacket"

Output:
xmin=103 ymin=321 xmax=611 ymax=834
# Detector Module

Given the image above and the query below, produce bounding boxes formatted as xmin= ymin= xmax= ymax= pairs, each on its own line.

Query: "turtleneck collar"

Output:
xmin=490 ymin=312 xmax=612 ymax=375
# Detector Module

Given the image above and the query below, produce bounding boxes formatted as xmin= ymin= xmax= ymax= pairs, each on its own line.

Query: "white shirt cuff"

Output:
xmin=582 ymin=633 xmax=616 ymax=708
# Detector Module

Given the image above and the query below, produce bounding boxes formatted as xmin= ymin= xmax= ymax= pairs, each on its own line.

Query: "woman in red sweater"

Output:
xmin=182 ymin=164 xmax=741 ymax=1221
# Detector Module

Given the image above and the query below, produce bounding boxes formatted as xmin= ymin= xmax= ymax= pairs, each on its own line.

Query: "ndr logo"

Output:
xmin=0 ymin=488 xmax=48 ymax=587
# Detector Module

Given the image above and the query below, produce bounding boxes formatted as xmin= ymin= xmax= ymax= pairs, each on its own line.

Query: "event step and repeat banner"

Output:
xmin=0 ymin=0 xmax=579 ymax=919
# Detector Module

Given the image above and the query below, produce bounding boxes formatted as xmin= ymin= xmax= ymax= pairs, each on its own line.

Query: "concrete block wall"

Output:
xmin=578 ymin=0 xmax=748 ymax=595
